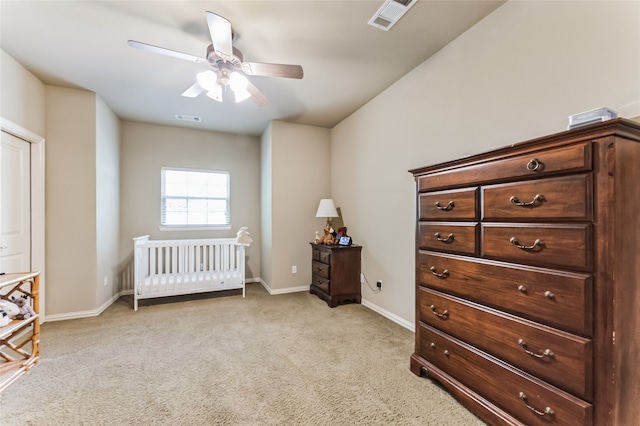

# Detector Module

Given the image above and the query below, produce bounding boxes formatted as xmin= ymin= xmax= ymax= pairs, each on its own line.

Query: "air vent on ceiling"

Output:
xmin=368 ymin=0 xmax=417 ymax=31
xmin=175 ymin=114 xmax=201 ymax=122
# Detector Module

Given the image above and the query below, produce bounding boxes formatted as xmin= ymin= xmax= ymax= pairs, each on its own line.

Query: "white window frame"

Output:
xmin=159 ymin=167 xmax=231 ymax=231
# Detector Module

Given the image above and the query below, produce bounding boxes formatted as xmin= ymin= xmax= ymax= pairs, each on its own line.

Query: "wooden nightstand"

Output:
xmin=309 ymin=243 xmax=362 ymax=308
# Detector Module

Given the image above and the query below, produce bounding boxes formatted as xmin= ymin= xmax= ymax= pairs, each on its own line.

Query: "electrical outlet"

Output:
xmin=360 ymin=273 xmax=364 ymax=283
xmin=104 ymin=276 xmax=108 ymax=287
xmin=376 ymin=280 xmax=382 ymax=289
xmin=292 ymin=265 xmax=297 ymax=273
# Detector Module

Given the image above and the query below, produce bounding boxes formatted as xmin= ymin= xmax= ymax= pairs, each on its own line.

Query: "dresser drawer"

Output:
xmin=418 ymin=142 xmax=592 ymax=191
xmin=482 ymin=223 xmax=592 ymax=271
xmin=482 ymin=174 xmax=592 ymax=221
xmin=418 ymin=323 xmax=592 ymax=426
xmin=418 ymin=251 xmax=592 ymax=336
xmin=312 ymin=260 xmax=330 ymax=279
xmin=419 ymin=187 xmax=478 ymax=220
xmin=418 ymin=287 xmax=592 ymax=399
xmin=418 ymin=222 xmax=478 ymax=256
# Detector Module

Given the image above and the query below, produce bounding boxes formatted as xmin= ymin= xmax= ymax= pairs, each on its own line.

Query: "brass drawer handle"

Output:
xmin=526 ymin=158 xmax=542 ymax=172
xmin=430 ymin=304 xmax=449 ymax=319
xmin=510 ymin=237 xmax=544 ymax=251
xmin=430 ymin=266 xmax=449 ymax=279
xmin=434 ymin=201 xmax=454 ymax=211
xmin=509 ymin=194 xmax=545 ymax=207
xmin=518 ymin=339 xmax=554 ymax=359
xmin=518 ymin=392 xmax=555 ymax=417
xmin=434 ymin=232 xmax=455 ymax=243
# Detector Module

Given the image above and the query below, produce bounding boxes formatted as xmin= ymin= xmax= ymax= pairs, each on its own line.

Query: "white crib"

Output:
xmin=133 ymin=236 xmax=246 ymax=311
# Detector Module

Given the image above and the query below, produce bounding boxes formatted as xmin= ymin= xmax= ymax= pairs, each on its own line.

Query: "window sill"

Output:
xmin=158 ymin=225 xmax=232 ymax=232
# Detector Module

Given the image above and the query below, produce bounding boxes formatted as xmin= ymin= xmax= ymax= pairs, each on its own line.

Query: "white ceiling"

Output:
xmin=1 ymin=1 xmax=505 ymax=136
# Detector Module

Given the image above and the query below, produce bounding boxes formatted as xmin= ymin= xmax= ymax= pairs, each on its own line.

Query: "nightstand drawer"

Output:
xmin=482 ymin=174 xmax=591 ymax=221
xmin=418 ymin=251 xmax=592 ymax=336
xmin=419 ymin=187 xmax=478 ymax=220
xmin=312 ymin=274 xmax=329 ymax=293
xmin=418 ymin=287 xmax=592 ymax=400
xmin=312 ymin=248 xmax=331 ymax=264
xmin=418 ymin=323 xmax=592 ymax=426
xmin=482 ymin=223 xmax=592 ymax=272
xmin=312 ymin=260 xmax=329 ymax=279
xmin=418 ymin=222 xmax=478 ymax=256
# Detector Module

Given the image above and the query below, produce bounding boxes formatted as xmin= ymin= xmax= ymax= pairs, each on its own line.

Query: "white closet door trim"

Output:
xmin=0 ymin=117 xmax=45 ymax=321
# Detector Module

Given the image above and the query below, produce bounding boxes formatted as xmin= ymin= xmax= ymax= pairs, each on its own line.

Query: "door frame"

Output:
xmin=1 ymin=117 xmax=45 ymax=320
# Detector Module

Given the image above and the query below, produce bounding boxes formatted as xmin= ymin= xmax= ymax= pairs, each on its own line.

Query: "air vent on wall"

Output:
xmin=175 ymin=114 xmax=201 ymax=122
xmin=368 ymin=0 xmax=417 ymax=31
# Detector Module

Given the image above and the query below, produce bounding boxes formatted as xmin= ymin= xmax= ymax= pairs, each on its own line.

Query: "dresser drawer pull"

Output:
xmin=510 ymin=237 xmax=544 ymax=251
xmin=526 ymin=158 xmax=542 ymax=172
xmin=509 ymin=194 xmax=545 ymax=207
xmin=434 ymin=201 xmax=455 ymax=211
xmin=434 ymin=232 xmax=455 ymax=243
xmin=544 ymin=290 xmax=555 ymax=299
xmin=429 ymin=266 xmax=449 ymax=279
xmin=429 ymin=304 xmax=449 ymax=319
xmin=517 ymin=285 xmax=527 ymax=293
xmin=518 ymin=339 xmax=554 ymax=359
xmin=518 ymin=392 xmax=555 ymax=417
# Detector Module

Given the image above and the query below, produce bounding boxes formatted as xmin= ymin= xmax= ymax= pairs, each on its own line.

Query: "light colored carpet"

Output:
xmin=0 ymin=283 xmax=486 ymax=425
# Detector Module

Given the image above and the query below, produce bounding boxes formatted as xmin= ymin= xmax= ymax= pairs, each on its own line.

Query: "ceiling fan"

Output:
xmin=128 ymin=11 xmax=303 ymax=106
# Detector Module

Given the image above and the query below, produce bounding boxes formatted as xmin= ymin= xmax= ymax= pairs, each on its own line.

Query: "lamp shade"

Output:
xmin=315 ymin=199 xmax=338 ymax=219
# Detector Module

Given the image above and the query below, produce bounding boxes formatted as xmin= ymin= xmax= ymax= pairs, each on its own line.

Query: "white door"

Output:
xmin=0 ymin=130 xmax=31 ymax=273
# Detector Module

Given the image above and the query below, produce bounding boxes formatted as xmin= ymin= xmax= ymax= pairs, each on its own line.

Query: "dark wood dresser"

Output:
xmin=309 ymin=243 xmax=362 ymax=307
xmin=409 ymin=118 xmax=640 ymax=426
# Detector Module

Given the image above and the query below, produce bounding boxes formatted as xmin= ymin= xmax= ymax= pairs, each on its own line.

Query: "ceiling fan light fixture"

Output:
xmin=233 ymin=87 xmax=251 ymax=103
xmin=206 ymin=84 xmax=223 ymax=102
xmin=229 ymin=72 xmax=251 ymax=103
xmin=229 ymin=72 xmax=248 ymax=91
xmin=196 ymin=70 xmax=218 ymax=92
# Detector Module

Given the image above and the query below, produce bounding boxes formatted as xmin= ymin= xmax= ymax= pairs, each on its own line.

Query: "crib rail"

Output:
xmin=133 ymin=236 xmax=245 ymax=310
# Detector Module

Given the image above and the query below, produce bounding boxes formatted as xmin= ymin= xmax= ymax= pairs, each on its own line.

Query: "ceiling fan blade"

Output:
xmin=205 ymin=12 xmax=233 ymax=61
xmin=245 ymin=80 xmax=269 ymax=107
xmin=128 ymin=40 xmax=207 ymax=64
xmin=241 ymin=62 xmax=304 ymax=79
xmin=181 ymin=82 xmax=205 ymax=98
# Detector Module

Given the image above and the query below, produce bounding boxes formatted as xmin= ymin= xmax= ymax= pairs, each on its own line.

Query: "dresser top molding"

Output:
xmin=409 ymin=118 xmax=640 ymax=177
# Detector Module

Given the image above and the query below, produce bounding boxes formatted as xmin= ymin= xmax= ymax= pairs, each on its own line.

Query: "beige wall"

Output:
xmin=0 ymin=49 xmax=46 ymax=136
xmin=119 ymin=121 xmax=262 ymax=282
xmin=2 ymin=49 xmax=122 ymax=318
xmin=331 ymin=0 xmax=640 ymax=328
xmin=260 ymin=124 xmax=273 ymax=287
xmin=261 ymin=121 xmax=331 ymax=292
xmin=96 ymin=96 xmax=121 ymax=308
xmin=45 ymin=86 xmax=98 ymax=315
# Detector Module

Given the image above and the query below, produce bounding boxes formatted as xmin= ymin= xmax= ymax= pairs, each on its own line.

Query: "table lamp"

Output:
xmin=315 ymin=198 xmax=339 ymax=228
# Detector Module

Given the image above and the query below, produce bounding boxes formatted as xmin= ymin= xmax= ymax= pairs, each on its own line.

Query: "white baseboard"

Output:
xmin=258 ymin=279 xmax=309 ymax=295
xmin=361 ymin=298 xmax=415 ymax=332
xmin=44 ymin=292 xmax=123 ymax=322
xmin=42 ymin=278 xmax=415 ymax=334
